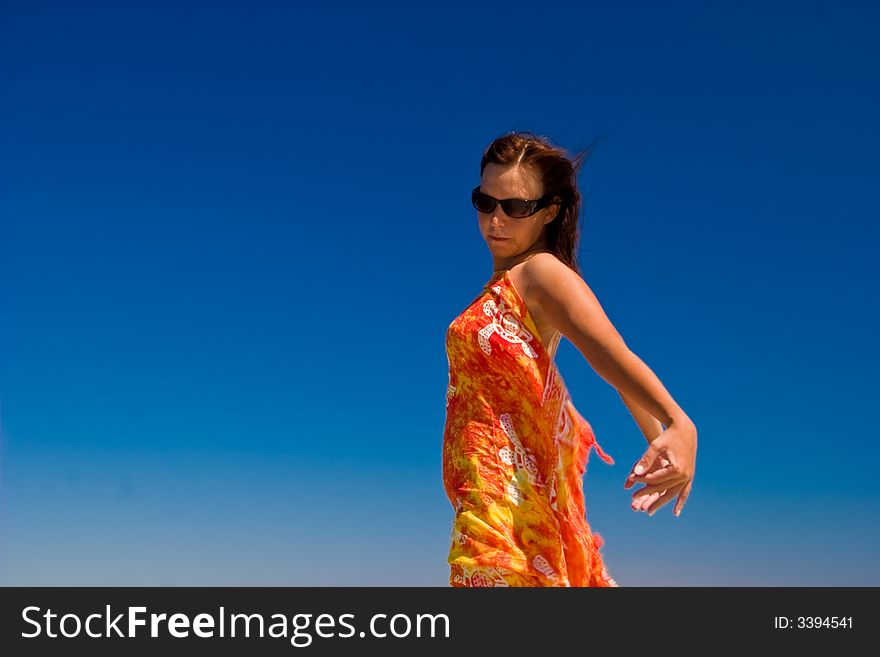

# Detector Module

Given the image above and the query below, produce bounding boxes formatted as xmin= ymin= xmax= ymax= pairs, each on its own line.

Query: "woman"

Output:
xmin=442 ymin=131 xmax=697 ymax=587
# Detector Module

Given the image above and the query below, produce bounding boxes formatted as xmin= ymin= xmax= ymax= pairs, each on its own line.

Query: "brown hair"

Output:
xmin=479 ymin=130 xmax=601 ymax=277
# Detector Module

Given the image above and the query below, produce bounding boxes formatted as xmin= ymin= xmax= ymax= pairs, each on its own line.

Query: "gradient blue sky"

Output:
xmin=2 ymin=0 xmax=878 ymax=586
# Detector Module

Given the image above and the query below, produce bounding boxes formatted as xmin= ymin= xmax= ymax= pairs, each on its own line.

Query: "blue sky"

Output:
xmin=1 ymin=0 xmax=878 ymax=586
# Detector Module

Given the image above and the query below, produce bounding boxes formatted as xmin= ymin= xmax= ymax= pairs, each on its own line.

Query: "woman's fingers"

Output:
xmin=626 ymin=426 xmax=696 ymax=517
xmin=631 ymin=481 xmax=686 ymax=514
xmin=631 ymin=479 xmax=677 ymax=501
xmin=632 ymin=490 xmax=659 ymax=511
xmin=637 ymin=466 xmax=679 ymax=486
xmin=645 ymin=482 xmax=686 ymax=515
xmin=673 ymin=480 xmax=693 ymax=517
xmin=629 ymin=462 xmax=682 ymax=505
xmin=625 ymin=458 xmax=673 ymax=488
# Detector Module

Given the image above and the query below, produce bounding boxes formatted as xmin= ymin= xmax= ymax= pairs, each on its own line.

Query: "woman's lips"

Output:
xmin=489 ymin=236 xmax=508 ymax=241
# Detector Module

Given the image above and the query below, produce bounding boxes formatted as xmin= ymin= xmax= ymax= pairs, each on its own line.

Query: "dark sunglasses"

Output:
xmin=471 ymin=186 xmax=558 ymax=219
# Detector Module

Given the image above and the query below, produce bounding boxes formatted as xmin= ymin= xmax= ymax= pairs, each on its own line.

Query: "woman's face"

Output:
xmin=477 ymin=163 xmax=559 ymax=262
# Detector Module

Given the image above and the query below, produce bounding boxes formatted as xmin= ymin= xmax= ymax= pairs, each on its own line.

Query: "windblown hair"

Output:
xmin=479 ymin=130 xmax=601 ymax=277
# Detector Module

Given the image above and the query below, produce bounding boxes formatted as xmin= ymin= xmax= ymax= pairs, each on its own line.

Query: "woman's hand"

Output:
xmin=624 ymin=418 xmax=697 ymax=517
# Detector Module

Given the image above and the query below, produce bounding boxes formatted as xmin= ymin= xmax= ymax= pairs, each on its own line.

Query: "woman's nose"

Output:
xmin=489 ymin=208 xmax=508 ymax=224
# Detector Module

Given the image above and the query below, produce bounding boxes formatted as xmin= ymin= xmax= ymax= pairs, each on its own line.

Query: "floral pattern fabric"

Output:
xmin=442 ymin=268 xmax=618 ymax=587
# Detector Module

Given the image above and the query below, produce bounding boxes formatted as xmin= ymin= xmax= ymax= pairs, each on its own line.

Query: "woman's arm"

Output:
xmin=524 ymin=253 xmax=697 ymax=517
xmin=524 ymin=254 xmax=690 ymax=429
xmin=619 ymin=389 xmax=665 ymax=443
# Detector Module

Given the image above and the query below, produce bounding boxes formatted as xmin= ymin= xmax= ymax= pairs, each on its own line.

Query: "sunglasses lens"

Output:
xmin=472 ymin=191 xmax=496 ymax=214
xmin=504 ymin=200 xmax=533 ymax=218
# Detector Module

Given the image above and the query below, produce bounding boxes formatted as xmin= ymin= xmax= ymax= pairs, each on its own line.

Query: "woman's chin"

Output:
xmin=486 ymin=239 xmax=513 ymax=253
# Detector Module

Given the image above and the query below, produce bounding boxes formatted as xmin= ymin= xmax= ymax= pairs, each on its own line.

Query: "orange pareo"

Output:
xmin=442 ymin=269 xmax=617 ymax=587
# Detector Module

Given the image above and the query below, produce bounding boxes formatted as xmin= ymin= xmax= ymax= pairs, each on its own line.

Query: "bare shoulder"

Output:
xmin=522 ymin=252 xmax=587 ymax=301
xmin=521 ymin=252 xmax=622 ymax=350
